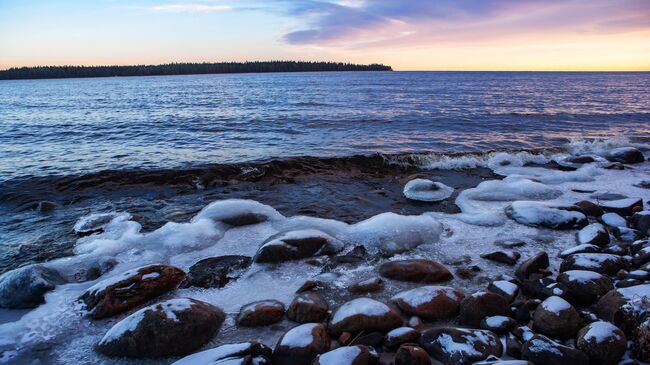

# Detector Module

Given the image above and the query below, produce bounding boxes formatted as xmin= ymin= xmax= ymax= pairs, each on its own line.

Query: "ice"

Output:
xmin=507 ymin=201 xmax=585 ymax=229
xmin=387 ymin=327 xmax=414 ymax=338
xmin=73 ymin=212 xmax=132 ymax=234
xmin=316 ymin=346 xmax=362 ymax=364
xmin=540 ymin=296 xmax=571 ymax=313
xmin=258 ymin=229 xmax=343 ymax=255
xmin=560 ymin=244 xmax=598 ymax=257
xmin=436 ymin=328 xmax=499 ymax=357
xmin=581 ymin=321 xmax=622 ymax=343
xmin=331 ymin=298 xmax=390 ymax=326
xmin=191 ymin=199 xmax=284 ymax=225
xmin=600 ymin=198 xmax=641 ymax=209
xmin=601 ymin=213 xmax=627 ymax=228
xmin=617 ymin=284 xmax=650 ymax=301
xmin=571 ymin=253 xmax=620 ymax=269
xmin=492 ymin=280 xmax=518 ymax=297
xmin=403 ymin=178 xmax=454 ymax=202
xmin=278 ymin=323 xmax=319 ymax=348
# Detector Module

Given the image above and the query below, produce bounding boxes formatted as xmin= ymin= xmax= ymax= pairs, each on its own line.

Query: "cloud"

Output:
xmin=150 ymin=3 xmax=234 ymax=13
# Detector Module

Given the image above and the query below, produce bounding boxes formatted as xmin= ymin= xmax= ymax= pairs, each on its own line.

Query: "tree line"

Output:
xmin=0 ymin=61 xmax=392 ymax=80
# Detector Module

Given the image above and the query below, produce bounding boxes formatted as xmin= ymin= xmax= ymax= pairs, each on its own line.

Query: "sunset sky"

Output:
xmin=1 ymin=0 xmax=649 ymax=71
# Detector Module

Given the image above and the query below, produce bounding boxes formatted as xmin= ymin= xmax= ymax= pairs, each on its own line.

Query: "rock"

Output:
xmin=236 ymin=299 xmax=285 ymax=326
xmin=287 ymin=292 xmax=328 ymax=323
xmin=633 ymin=318 xmax=650 ymax=362
xmin=559 ymin=244 xmax=600 ymax=258
xmin=577 ymin=223 xmax=610 ymax=246
xmin=576 ymin=321 xmax=626 ymax=365
xmin=631 ymin=211 xmax=650 ymax=237
xmin=403 ymin=179 xmax=454 ymax=202
xmin=37 ymin=201 xmax=58 ymax=212
xmin=273 ymin=323 xmax=331 ymax=365
xmin=171 ymin=341 xmax=272 ymax=365
xmin=506 ymin=202 xmax=588 ymax=230
xmin=351 ymin=332 xmax=384 ymax=348
xmin=522 ymin=335 xmax=589 ymax=365
xmin=328 ymin=246 xmax=368 ymax=267
xmin=385 ymin=327 xmax=421 ymax=348
xmin=512 ymin=301 xmax=531 ymax=324
xmin=603 ymin=244 xmax=628 ymax=256
xmin=419 ymin=327 xmax=502 ymax=365
xmin=515 ymin=252 xmax=549 ymax=281
xmin=487 ymin=280 xmax=519 ymax=303
xmin=566 ymin=155 xmax=596 ymax=164
xmin=533 ymin=296 xmax=582 ymax=340
xmin=391 ymin=286 xmax=464 ymax=321
xmin=557 ymin=270 xmax=614 ymax=306
xmin=519 ymin=275 xmax=557 ymax=299
xmin=254 ymin=229 xmax=343 ymax=263
xmin=614 ymin=226 xmax=642 ymax=242
xmin=505 ymin=333 xmax=523 ymax=358
xmin=394 ymin=344 xmax=431 ymax=365
xmin=495 ymin=239 xmax=526 ymax=249
xmin=475 ymin=360 xmax=534 ymax=365
xmin=379 ymin=259 xmax=452 ymax=283
xmin=96 ymin=298 xmax=225 ymax=358
xmin=329 ymin=298 xmax=402 ymax=336
xmin=314 ymin=345 xmax=378 ymax=365
xmin=64 ymin=257 xmax=118 ymax=283
xmin=348 ymin=277 xmax=384 ymax=293
xmin=181 ymin=255 xmax=251 ymax=289
xmin=0 ymin=264 xmax=66 ymax=309
xmin=599 ymin=198 xmax=644 ymax=217
xmin=606 ymin=147 xmax=645 ymax=164
xmin=601 ymin=212 xmax=628 ymax=228
xmin=480 ymin=315 xmax=517 ymax=334
xmin=80 ymin=264 xmax=186 ymax=319
xmin=459 ymin=291 xmax=511 ymax=326
xmin=560 ymin=253 xmax=626 ymax=276
xmin=595 ymin=284 xmax=650 ymax=330
xmin=481 ymin=251 xmax=520 ymax=265
xmin=575 ymin=200 xmax=604 ymax=217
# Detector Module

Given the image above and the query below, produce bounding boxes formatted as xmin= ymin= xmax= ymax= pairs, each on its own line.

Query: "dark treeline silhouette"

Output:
xmin=0 ymin=61 xmax=392 ymax=80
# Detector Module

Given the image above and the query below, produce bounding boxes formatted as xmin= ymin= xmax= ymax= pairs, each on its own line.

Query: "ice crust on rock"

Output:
xmin=403 ymin=178 xmax=454 ymax=202
xmin=330 ymin=298 xmax=391 ymax=325
xmin=507 ymin=201 xmax=586 ymax=229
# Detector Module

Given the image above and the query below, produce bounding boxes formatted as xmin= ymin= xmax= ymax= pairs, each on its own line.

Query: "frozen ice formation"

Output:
xmin=403 ymin=178 xmax=454 ymax=202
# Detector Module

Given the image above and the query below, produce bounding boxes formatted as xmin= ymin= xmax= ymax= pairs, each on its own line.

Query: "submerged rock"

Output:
xmin=80 ymin=264 xmax=186 ymax=319
xmin=391 ymin=286 xmax=464 ymax=320
xmin=254 ymin=229 xmax=343 ymax=263
xmin=181 ymin=255 xmax=251 ymax=289
xmin=481 ymin=251 xmax=520 ymax=265
xmin=379 ymin=259 xmax=452 ymax=283
xmin=313 ymin=345 xmax=378 ymax=365
xmin=273 ymin=323 xmax=331 ymax=365
xmin=403 ymin=178 xmax=454 ymax=202
xmin=236 ymin=299 xmax=285 ymax=327
xmin=287 ymin=292 xmax=328 ymax=323
xmin=532 ymin=296 xmax=582 ymax=340
xmin=515 ymin=252 xmax=549 ymax=281
xmin=507 ymin=201 xmax=587 ymax=230
xmin=348 ymin=277 xmax=384 ymax=293
xmin=0 ymin=264 xmax=66 ymax=309
xmin=171 ymin=342 xmax=272 ymax=365
xmin=419 ymin=327 xmax=502 ymax=365
xmin=96 ymin=298 xmax=225 ymax=358
xmin=522 ymin=334 xmax=589 ymax=365
xmin=329 ymin=298 xmax=402 ymax=336
xmin=576 ymin=321 xmax=626 ymax=365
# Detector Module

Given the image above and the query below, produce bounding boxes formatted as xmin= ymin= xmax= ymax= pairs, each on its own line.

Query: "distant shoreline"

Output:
xmin=0 ymin=61 xmax=392 ymax=80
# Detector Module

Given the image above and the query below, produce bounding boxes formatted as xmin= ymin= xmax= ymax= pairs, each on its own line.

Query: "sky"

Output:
xmin=1 ymin=0 xmax=649 ymax=71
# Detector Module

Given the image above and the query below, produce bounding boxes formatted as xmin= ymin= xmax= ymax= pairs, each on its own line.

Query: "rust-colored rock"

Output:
xmin=379 ymin=259 xmax=452 ymax=283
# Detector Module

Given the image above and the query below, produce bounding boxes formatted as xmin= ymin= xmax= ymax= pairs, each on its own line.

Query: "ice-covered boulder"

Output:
xmin=419 ymin=327 xmax=502 ymax=365
xmin=385 ymin=327 xmax=421 ymax=349
xmin=254 ymin=229 xmax=343 ymax=263
xmin=0 ymin=264 xmax=66 ymax=309
xmin=181 ymin=255 xmax=251 ymax=289
xmin=458 ymin=291 xmax=511 ymax=326
xmin=273 ymin=323 xmax=331 ymax=365
xmin=506 ymin=201 xmax=587 ymax=230
xmin=532 ymin=296 xmax=582 ymax=340
xmin=379 ymin=259 xmax=452 ymax=283
xmin=391 ymin=286 xmax=464 ymax=320
xmin=171 ymin=342 xmax=272 ymax=365
xmin=560 ymin=253 xmax=626 ymax=276
xmin=80 ymin=264 xmax=185 ymax=319
xmin=487 ymin=280 xmax=519 ymax=303
xmin=631 ymin=210 xmax=650 ymax=236
xmin=287 ymin=292 xmax=328 ymax=323
xmin=576 ymin=321 xmax=626 ymax=365
xmin=577 ymin=223 xmax=609 ymax=246
xmin=191 ymin=199 xmax=284 ymax=226
xmin=329 ymin=298 xmax=402 ymax=336
xmin=236 ymin=299 xmax=285 ymax=327
xmin=522 ymin=334 xmax=589 ymax=365
xmin=313 ymin=345 xmax=378 ymax=365
xmin=403 ymin=178 xmax=454 ymax=202
xmin=599 ymin=197 xmax=643 ymax=217
xmin=394 ymin=344 xmax=431 ymax=365
xmin=96 ymin=298 xmax=225 ymax=358
xmin=595 ymin=284 xmax=650 ymax=330
xmin=480 ymin=315 xmax=517 ymax=334
xmin=556 ymin=270 xmax=613 ymax=306
xmin=605 ymin=147 xmax=645 ymax=164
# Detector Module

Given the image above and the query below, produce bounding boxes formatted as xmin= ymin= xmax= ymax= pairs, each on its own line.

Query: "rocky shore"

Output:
xmin=0 ymin=145 xmax=649 ymax=364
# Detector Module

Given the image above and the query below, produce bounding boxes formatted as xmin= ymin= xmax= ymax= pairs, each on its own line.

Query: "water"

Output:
xmin=1 ymin=71 xmax=649 ymax=181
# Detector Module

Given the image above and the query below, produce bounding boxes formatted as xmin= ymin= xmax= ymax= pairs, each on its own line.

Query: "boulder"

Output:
xmin=96 ymin=298 xmax=225 ymax=358
xmin=532 ymin=296 xmax=582 ymax=340
xmin=0 ymin=264 xmax=66 ymax=309
xmin=560 ymin=253 xmax=626 ymax=276
xmin=601 ymin=212 xmax=627 ymax=228
xmin=633 ymin=318 xmax=650 ymax=362
xmin=80 ymin=264 xmax=185 ymax=319
xmin=576 ymin=321 xmax=626 ymax=365
xmin=394 ymin=344 xmax=431 ymax=365
xmin=171 ymin=342 xmax=272 ymax=365
xmin=313 ymin=345 xmax=378 ymax=365
xmin=574 ymin=200 xmax=604 ymax=217
xmin=348 ymin=277 xmax=384 ymax=293
xmin=556 ymin=270 xmax=614 ymax=306
xmin=595 ymin=284 xmax=650 ymax=330
xmin=419 ymin=327 xmax=502 ymax=365
xmin=385 ymin=327 xmax=421 ymax=349
xmin=481 ymin=251 xmax=520 ymax=265
xmin=577 ymin=223 xmax=610 ymax=246
xmin=506 ymin=202 xmax=587 ymax=230
xmin=522 ymin=335 xmax=589 ymax=365
xmin=487 ymin=280 xmax=519 ymax=303
xmin=515 ymin=252 xmax=549 ymax=281
xmin=236 ymin=299 xmax=285 ymax=327
xmin=273 ymin=323 xmax=331 ymax=365
xmin=180 ymin=255 xmax=251 ymax=289
xmin=459 ymin=291 xmax=511 ymax=326
xmin=559 ymin=244 xmax=600 ymax=258
xmin=606 ymin=147 xmax=645 ymax=164
xmin=379 ymin=259 xmax=452 ymax=283
xmin=391 ymin=286 xmax=464 ymax=321
xmin=287 ymin=292 xmax=328 ymax=323
xmin=599 ymin=198 xmax=644 ymax=217
xmin=480 ymin=315 xmax=517 ymax=334
xmin=403 ymin=179 xmax=454 ymax=202
xmin=255 ymin=229 xmax=343 ymax=263
xmin=329 ymin=298 xmax=402 ymax=336
xmin=631 ymin=211 xmax=650 ymax=236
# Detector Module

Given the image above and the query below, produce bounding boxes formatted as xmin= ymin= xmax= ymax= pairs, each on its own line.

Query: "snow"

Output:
xmin=403 ymin=179 xmax=454 ymax=202
xmin=601 ymin=213 xmax=627 ymax=228
xmin=581 ymin=321 xmax=622 ymax=343
xmin=391 ymin=286 xmax=461 ymax=307
xmin=600 ymin=198 xmax=641 ymax=209
xmin=485 ymin=316 xmax=510 ymax=327
xmin=141 ymin=272 xmax=160 ymax=280
xmin=331 ymin=298 xmax=391 ymax=326
xmin=577 ymin=223 xmax=606 ymax=244
xmin=527 ymin=337 xmax=563 ymax=356
xmin=508 ymin=201 xmax=585 ymax=228
xmin=316 ymin=346 xmax=362 ymax=364
xmin=562 ymin=270 xmax=603 ymax=283
xmin=540 ymin=296 xmax=572 ymax=313
xmin=571 ymin=253 xmax=620 ymax=269
xmin=171 ymin=342 xmax=252 ymax=365
xmin=258 ymin=229 xmax=343 ymax=254
xmin=618 ymin=284 xmax=650 ymax=301
xmin=560 ymin=244 xmax=598 ymax=257
xmin=278 ymin=323 xmax=319 ymax=348
xmin=492 ymin=280 xmax=518 ymax=296
xmin=386 ymin=327 xmax=415 ymax=339
xmin=436 ymin=329 xmax=499 ymax=357
xmin=73 ymin=212 xmax=131 ymax=234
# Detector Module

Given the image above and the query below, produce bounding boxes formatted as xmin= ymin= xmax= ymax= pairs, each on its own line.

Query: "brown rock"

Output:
xmin=515 ymin=252 xmax=549 ymax=281
xmin=329 ymin=298 xmax=402 ymax=336
xmin=557 ymin=270 xmax=614 ymax=306
xmin=180 ymin=255 xmax=251 ymax=289
xmin=385 ymin=327 xmax=421 ymax=349
xmin=236 ymin=299 xmax=285 ymax=326
xmin=391 ymin=286 xmax=465 ymax=321
xmin=459 ymin=291 xmax=511 ymax=326
xmin=481 ymin=251 xmax=520 ymax=265
xmin=313 ymin=345 xmax=379 ymax=365
xmin=560 ymin=253 xmax=626 ymax=276
xmin=348 ymin=277 xmax=384 ymax=293
xmin=577 ymin=321 xmax=626 ymax=365
xmin=273 ymin=323 xmax=331 ymax=365
xmin=575 ymin=200 xmax=604 ymax=217
xmin=419 ymin=327 xmax=502 ymax=365
xmin=254 ymin=230 xmax=343 ymax=263
xmin=287 ymin=292 xmax=328 ymax=323
xmin=379 ymin=259 xmax=452 ymax=283
xmin=532 ymin=296 xmax=582 ymax=340
xmin=522 ymin=334 xmax=589 ymax=365
xmin=394 ymin=344 xmax=431 ymax=365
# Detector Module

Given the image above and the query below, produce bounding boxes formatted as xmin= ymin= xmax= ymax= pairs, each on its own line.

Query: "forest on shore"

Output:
xmin=0 ymin=61 xmax=392 ymax=80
